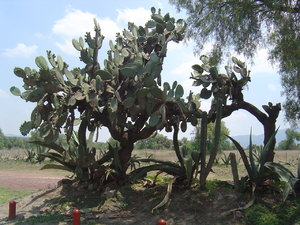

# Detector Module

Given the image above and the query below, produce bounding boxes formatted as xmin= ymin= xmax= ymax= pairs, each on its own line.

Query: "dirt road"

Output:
xmin=0 ymin=171 xmax=66 ymax=190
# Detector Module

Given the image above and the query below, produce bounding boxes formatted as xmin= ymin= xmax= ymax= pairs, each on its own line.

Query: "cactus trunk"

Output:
xmin=229 ymin=153 xmax=240 ymax=190
xmin=199 ymin=112 xmax=208 ymax=189
xmin=204 ymin=97 xmax=222 ymax=180
xmin=263 ymin=119 xmax=277 ymax=162
xmin=119 ymin=141 xmax=134 ymax=173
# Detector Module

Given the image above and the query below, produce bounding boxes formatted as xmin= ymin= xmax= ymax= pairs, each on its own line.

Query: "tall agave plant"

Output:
xmin=227 ymin=128 xmax=279 ymax=186
xmin=30 ymin=121 xmax=98 ymax=181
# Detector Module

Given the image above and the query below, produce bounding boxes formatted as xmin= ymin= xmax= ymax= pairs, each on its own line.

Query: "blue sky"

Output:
xmin=0 ymin=0 xmax=289 ymax=141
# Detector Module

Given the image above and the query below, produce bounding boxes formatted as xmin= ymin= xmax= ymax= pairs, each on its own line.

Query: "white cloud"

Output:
xmin=53 ymin=9 xmax=94 ymax=38
xmin=98 ymin=18 xmax=121 ymax=39
xmin=52 ymin=8 xmax=120 ymax=55
xmin=170 ymin=54 xmax=199 ymax=77
xmin=168 ymin=41 xmax=186 ymax=52
xmin=0 ymin=89 xmax=8 ymax=98
xmin=155 ymin=1 xmax=164 ymax=10
xmin=200 ymin=100 xmax=211 ymax=112
xmin=54 ymin=40 xmax=78 ymax=57
xmin=267 ymin=83 xmax=277 ymax=92
xmin=180 ymin=79 xmax=199 ymax=96
xmin=243 ymin=48 xmax=277 ymax=75
xmin=223 ymin=111 xmax=265 ymax=136
xmin=3 ymin=43 xmax=38 ymax=57
xmin=117 ymin=8 xmax=151 ymax=26
xmin=171 ymin=62 xmax=193 ymax=76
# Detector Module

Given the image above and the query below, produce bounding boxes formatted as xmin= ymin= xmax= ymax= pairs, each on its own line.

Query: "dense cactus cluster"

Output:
xmin=10 ymin=7 xmax=284 ymax=192
xmin=10 ymin=8 xmax=203 ymax=182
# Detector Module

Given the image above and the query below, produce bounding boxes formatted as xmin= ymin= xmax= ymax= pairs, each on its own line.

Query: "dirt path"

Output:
xmin=0 ymin=170 xmax=68 ymax=224
xmin=0 ymin=171 xmax=66 ymax=190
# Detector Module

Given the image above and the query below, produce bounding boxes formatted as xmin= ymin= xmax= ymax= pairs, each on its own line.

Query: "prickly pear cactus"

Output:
xmin=10 ymin=8 xmax=201 ymax=171
xmin=190 ymin=55 xmax=251 ymax=121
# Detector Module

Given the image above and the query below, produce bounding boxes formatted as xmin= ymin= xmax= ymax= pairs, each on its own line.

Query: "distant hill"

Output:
xmin=231 ymin=128 xmax=299 ymax=148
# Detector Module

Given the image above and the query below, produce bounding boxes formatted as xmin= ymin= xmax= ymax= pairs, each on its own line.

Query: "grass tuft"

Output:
xmin=0 ymin=186 xmax=31 ymax=205
xmin=245 ymin=198 xmax=300 ymax=225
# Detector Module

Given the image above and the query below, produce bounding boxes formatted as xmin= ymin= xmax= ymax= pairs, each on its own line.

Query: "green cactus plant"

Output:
xmin=129 ymin=85 xmax=222 ymax=188
xmin=11 ymin=8 xmax=201 ymax=183
xmin=227 ymin=129 xmax=279 ymax=186
xmin=191 ymin=55 xmax=281 ymax=163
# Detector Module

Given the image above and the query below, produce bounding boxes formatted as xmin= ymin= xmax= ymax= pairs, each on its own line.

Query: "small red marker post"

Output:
xmin=8 ymin=201 xmax=16 ymax=220
xmin=73 ymin=209 xmax=80 ymax=225
xmin=157 ymin=219 xmax=167 ymax=225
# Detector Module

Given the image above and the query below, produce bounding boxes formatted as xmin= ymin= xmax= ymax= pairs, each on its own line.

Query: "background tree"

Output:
xmin=190 ymin=121 xmax=231 ymax=152
xmin=277 ymin=128 xmax=300 ymax=150
xmin=135 ymin=133 xmax=172 ymax=150
xmin=0 ymin=129 xmax=5 ymax=149
xmin=0 ymin=128 xmax=33 ymax=150
xmin=169 ymin=0 xmax=300 ymax=125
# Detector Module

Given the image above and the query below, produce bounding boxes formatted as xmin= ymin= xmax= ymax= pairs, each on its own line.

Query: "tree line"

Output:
xmin=1 ymin=125 xmax=298 ymax=151
xmin=277 ymin=128 xmax=300 ymax=150
xmin=0 ymin=128 xmax=33 ymax=150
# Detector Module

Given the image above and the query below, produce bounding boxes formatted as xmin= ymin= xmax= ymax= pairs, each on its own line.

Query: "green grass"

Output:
xmin=0 ymin=158 xmax=71 ymax=176
xmin=146 ymin=175 xmax=173 ymax=183
xmin=0 ymin=186 xmax=31 ymax=205
xmin=244 ymin=198 xmax=300 ymax=225
xmin=0 ymin=159 xmax=36 ymax=170
xmin=15 ymin=213 xmax=64 ymax=225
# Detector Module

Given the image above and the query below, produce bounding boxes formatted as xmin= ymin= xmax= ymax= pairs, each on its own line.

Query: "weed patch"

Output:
xmin=244 ymin=197 xmax=300 ymax=225
xmin=15 ymin=213 xmax=64 ymax=225
xmin=0 ymin=186 xmax=31 ymax=205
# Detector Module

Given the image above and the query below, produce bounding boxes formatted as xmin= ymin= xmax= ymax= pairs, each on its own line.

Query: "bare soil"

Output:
xmin=0 ymin=171 xmax=64 ymax=190
xmin=0 ymin=161 xmax=246 ymax=225
xmin=0 ymin=178 xmax=247 ymax=225
xmin=0 ymin=149 xmax=298 ymax=224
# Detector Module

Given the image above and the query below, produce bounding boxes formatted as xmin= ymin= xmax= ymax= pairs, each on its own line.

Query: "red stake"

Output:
xmin=8 ymin=201 xmax=16 ymax=220
xmin=157 ymin=219 xmax=167 ymax=225
xmin=73 ymin=209 xmax=80 ymax=225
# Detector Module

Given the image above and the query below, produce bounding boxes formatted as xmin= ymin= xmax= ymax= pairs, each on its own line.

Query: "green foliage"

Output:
xmin=0 ymin=129 xmax=4 ymax=149
xmin=227 ymin=128 xmax=279 ymax=185
xmin=245 ymin=200 xmax=300 ymax=225
xmin=27 ymin=130 xmax=47 ymax=163
xmin=190 ymin=121 xmax=231 ymax=153
xmin=220 ymin=153 xmax=231 ymax=165
xmin=35 ymin=129 xmax=100 ymax=181
xmin=245 ymin=204 xmax=281 ymax=225
xmin=229 ymin=131 xmax=299 ymax=200
xmin=191 ymin=55 xmax=250 ymax=103
xmin=265 ymin=161 xmax=299 ymax=201
xmin=135 ymin=133 xmax=172 ymax=150
xmin=277 ymin=129 xmax=300 ymax=150
xmin=25 ymin=149 xmax=37 ymax=163
xmin=15 ymin=213 xmax=64 ymax=225
xmin=0 ymin=186 xmax=31 ymax=205
xmin=191 ymin=55 xmax=280 ymax=163
xmin=169 ymin=0 xmax=300 ymax=124
xmin=135 ymin=93 xmax=223 ymax=188
xmin=0 ymin=128 xmax=33 ymax=150
xmin=11 ymin=8 xmax=201 ymax=183
xmin=11 ymin=8 xmax=202 ymax=182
